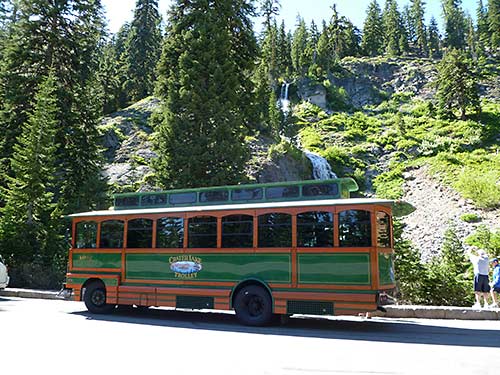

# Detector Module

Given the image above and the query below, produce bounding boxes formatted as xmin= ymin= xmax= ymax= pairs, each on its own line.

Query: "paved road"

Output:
xmin=1 ymin=296 xmax=500 ymax=375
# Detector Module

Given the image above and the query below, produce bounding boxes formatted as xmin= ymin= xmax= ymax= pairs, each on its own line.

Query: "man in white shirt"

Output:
xmin=467 ymin=247 xmax=490 ymax=309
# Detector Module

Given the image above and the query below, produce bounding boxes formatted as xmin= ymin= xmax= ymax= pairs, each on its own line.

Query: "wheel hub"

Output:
xmin=247 ymin=295 xmax=264 ymax=316
xmin=91 ymin=289 xmax=106 ymax=307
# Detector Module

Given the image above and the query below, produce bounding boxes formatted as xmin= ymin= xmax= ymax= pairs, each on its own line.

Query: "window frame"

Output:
xmin=337 ymin=209 xmax=373 ymax=248
xmin=126 ymin=218 xmax=154 ymax=249
xmin=187 ymin=215 xmax=218 ymax=249
xmin=376 ymin=209 xmax=393 ymax=248
xmin=257 ymin=211 xmax=293 ymax=248
xmin=155 ymin=216 xmax=185 ymax=249
xmin=296 ymin=210 xmax=334 ymax=248
xmin=221 ymin=214 xmax=254 ymax=248
xmin=99 ymin=219 xmax=125 ymax=249
xmin=74 ymin=220 xmax=98 ymax=249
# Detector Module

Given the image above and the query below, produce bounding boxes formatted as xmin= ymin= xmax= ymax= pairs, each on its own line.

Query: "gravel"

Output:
xmin=401 ymin=166 xmax=500 ymax=261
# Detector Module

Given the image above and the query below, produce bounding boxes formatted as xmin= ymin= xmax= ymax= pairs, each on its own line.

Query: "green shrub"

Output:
xmin=423 ymin=228 xmax=474 ymax=306
xmin=299 ymin=127 xmax=323 ymax=151
xmin=410 ymin=100 xmax=435 ymax=117
xmin=352 ymin=168 xmax=367 ymax=191
xmin=321 ymin=146 xmax=350 ymax=176
xmin=373 ymin=165 xmax=405 ymax=199
xmin=460 ymin=213 xmax=481 ymax=223
xmin=393 ymin=220 xmax=429 ymax=304
xmin=9 ymin=256 xmax=67 ymax=289
xmin=268 ymin=140 xmax=303 ymax=162
xmin=395 ymin=226 xmax=474 ymax=306
xmin=131 ymin=154 xmax=147 ymax=165
xmin=396 ymin=138 xmax=419 ymax=151
xmin=465 ymin=225 xmax=500 ymax=255
xmin=326 ymin=85 xmax=350 ymax=111
xmin=454 ymin=169 xmax=500 ymax=209
xmin=343 ymin=127 xmax=366 ymax=141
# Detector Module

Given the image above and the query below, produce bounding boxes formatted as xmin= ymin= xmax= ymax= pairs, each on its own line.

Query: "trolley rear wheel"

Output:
xmin=83 ymin=282 xmax=115 ymax=314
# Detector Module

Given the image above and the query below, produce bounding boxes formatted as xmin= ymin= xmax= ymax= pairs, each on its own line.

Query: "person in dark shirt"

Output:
xmin=489 ymin=258 xmax=499 ymax=309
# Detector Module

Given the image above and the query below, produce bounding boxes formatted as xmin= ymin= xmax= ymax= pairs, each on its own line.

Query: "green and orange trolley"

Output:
xmin=63 ymin=178 xmax=396 ymax=325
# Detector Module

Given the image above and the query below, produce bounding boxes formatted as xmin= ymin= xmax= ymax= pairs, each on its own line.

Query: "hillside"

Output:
xmin=99 ymin=56 xmax=500 ymax=260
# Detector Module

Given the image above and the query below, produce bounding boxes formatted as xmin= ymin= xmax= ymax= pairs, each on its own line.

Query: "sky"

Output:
xmin=101 ymin=0 xmax=479 ymax=35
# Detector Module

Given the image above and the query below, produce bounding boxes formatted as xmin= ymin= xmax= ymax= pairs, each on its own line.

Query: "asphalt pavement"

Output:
xmin=1 ymin=296 xmax=500 ymax=375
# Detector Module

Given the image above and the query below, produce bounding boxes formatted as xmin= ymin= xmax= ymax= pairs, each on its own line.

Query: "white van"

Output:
xmin=0 ymin=256 xmax=9 ymax=289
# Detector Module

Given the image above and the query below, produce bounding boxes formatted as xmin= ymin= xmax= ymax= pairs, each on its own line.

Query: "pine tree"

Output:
xmin=316 ymin=20 xmax=335 ymax=77
xmin=124 ymin=0 xmax=162 ymax=102
xmin=305 ymin=20 xmax=320 ymax=76
xmin=442 ymin=0 xmax=466 ymax=50
xmin=427 ymin=16 xmax=441 ymax=58
xmin=254 ymin=1 xmax=280 ymax=133
xmin=383 ymin=0 xmax=406 ymax=56
xmin=0 ymin=73 xmax=60 ymax=279
xmin=277 ymin=20 xmax=292 ymax=79
xmin=393 ymin=220 xmax=428 ymax=304
xmin=342 ymin=19 xmax=361 ymax=57
xmin=0 ymin=0 xmax=106 ymax=213
xmin=403 ymin=5 xmax=415 ymax=46
xmin=488 ymin=0 xmax=500 ymax=50
xmin=260 ymin=0 xmax=280 ymax=30
xmin=291 ymin=17 xmax=309 ymax=77
xmin=399 ymin=19 xmax=410 ymax=55
xmin=309 ymin=20 xmax=320 ymax=50
xmin=96 ymin=40 xmax=121 ymax=114
xmin=268 ymin=89 xmax=281 ymax=138
xmin=154 ymin=0 xmax=257 ymax=188
xmin=114 ymin=23 xmax=133 ymax=107
xmin=435 ymin=49 xmax=480 ymax=120
xmin=410 ymin=0 xmax=428 ymax=56
xmin=426 ymin=227 xmax=473 ymax=306
xmin=261 ymin=20 xmax=279 ymax=86
xmin=476 ymin=0 xmax=489 ymax=55
xmin=466 ymin=15 xmax=478 ymax=61
xmin=361 ymin=0 xmax=384 ymax=56
xmin=315 ymin=4 xmax=359 ymax=76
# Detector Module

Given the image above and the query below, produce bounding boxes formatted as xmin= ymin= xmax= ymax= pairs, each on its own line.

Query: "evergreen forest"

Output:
xmin=0 ymin=0 xmax=499 ymax=307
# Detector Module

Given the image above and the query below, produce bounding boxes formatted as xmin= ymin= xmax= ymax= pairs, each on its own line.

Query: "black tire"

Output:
xmin=234 ymin=285 xmax=273 ymax=326
xmin=83 ymin=282 xmax=115 ymax=314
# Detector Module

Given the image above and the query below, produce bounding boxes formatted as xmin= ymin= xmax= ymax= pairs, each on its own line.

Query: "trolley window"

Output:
xmin=100 ymin=220 xmax=124 ymax=248
xmin=338 ymin=210 xmax=371 ymax=247
xmin=156 ymin=217 xmax=184 ymax=248
xmin=75 ymin=221 xmax=97 ymax=249
xmin=297 ymin=211 xmax=333 ymax=247
xmin=222 ymin=215 xmax=253 ymax=248
xmin=258 ymin=213 xmax=292 ymax=247
xmin=188 ymin=216 xmax=217 ymax=248
xmin=127 ymin=218 xmax=153 ymax=248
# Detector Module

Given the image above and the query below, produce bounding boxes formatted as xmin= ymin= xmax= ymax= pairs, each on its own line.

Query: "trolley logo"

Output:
xmin=169 ymin=255 xmax=203 ymax=279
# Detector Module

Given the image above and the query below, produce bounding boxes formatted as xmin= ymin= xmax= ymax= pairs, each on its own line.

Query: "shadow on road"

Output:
xmin=71 ymin=307 xmax=500 ymax=348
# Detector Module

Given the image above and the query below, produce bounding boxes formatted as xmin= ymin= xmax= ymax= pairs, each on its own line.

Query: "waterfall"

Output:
xmin=279 ymin=82 xmax=291 ymax=114
xmin=276 ymin=81 xmax=336 ymax=181
xmin=304 ymin=151 xmax=338 ymax=180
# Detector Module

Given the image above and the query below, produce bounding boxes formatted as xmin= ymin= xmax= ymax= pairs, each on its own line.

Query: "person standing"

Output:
xmin=467 ymin=248 xmax=490 ymax=309
xmin=490 ymin=258 xmax=500 ymax=309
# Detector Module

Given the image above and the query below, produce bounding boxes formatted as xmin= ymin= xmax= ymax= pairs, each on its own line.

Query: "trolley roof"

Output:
xmin=69 ymin=198 xmax=394 ymax=218
xmin=111 ymin=178 xmax=359 ymax=210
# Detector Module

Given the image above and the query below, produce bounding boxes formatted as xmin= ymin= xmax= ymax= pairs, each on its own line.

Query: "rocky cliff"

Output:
xmin=98 ymin=56 xmax=500 ymax=260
